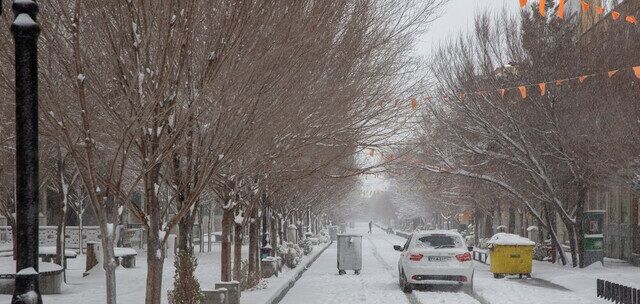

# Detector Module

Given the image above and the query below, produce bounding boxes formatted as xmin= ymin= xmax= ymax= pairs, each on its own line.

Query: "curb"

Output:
xmin=263 ymin=241 xmax=333 ymax=304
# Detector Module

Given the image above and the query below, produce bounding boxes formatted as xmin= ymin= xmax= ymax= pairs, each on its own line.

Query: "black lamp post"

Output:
xmin=3 ymin=0 xmax=42 ymax=303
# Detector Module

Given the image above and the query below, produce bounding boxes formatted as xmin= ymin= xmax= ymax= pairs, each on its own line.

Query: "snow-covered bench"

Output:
xmin=114 ymin=247 xmax=137 ymax=268
xmin=0 ymin=262 xmax=63 ymax=295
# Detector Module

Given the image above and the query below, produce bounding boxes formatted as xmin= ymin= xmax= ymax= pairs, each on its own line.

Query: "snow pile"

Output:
xmin=487 ymin=233 xmax=535 ymax=246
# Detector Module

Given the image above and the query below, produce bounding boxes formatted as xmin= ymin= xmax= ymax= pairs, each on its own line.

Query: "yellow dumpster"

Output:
xmin=487 ymin=233 xmax=535 ymax=278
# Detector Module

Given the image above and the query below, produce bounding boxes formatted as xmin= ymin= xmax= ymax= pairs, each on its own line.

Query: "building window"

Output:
xmin=621 ymin=190 xmax=629 ymax=224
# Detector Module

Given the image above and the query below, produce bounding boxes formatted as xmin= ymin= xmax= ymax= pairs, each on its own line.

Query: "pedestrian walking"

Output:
xmin=368 ymin=221 xmax=372 ymax=234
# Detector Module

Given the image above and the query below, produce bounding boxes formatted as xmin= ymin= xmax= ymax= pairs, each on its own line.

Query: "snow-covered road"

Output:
xmin=279 ymin=224 xmax=480 ymax=304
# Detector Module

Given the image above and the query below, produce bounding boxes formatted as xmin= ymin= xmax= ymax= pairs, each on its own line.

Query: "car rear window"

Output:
xmin=414 ymin=235 xmax=463 ymax=249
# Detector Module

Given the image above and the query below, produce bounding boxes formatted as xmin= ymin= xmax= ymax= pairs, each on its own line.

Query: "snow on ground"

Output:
xmin=280 ymin=223 xmax=480 ymax=304
xmin=532 ymin=258 xmax=640 ymax=303
xmin=473 ymin=262 xmax=596 ymax=304
xmin=0 ymin=243 xmax=248 ymax=304
xmin=1 ymin=223 xmax=638 ymax=304
xmin=473 ymin=248 xmax=640 ymax=303
xmin=240 ymin=242 xmax=331 ymax=304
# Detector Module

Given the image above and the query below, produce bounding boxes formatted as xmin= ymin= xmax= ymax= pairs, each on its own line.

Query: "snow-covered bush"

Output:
xmin=168 ymin=250 xmax=204 ymax=304
xmin=239 ymin=259 xmax=262 ymax=291
xmin=318 ymin=229 xmax=330 ymax=243
xmin=277 ymin=242 xmax=303 ymax=268
xmin=533 ymin=243 xmax=547 ymax=261
xmin=477 ymin=238 xmax=490 ymax=250
xmin=298 ymin=238 xmax=313 ymax=255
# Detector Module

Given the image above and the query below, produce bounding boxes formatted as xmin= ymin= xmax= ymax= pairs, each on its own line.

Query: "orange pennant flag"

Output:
xmin=581 ymin=1 xmax=590 ymax=12
xmin=538 ymin=83 xmax=546 ymax=96
xmin=626 ymin=16 xmax=638 ymax=24
xmin=518 ymin=86 xmax=527 ymax=99
xmin=558 ymin=0 xmax=565 ymax=19
xmin=612 ymin=11 xmax=621 ymax=20
xmin=633 ymin=66 xmax=640 ymax=79
xmin=539 ymin=0 xmax=546 ymax=17
xmin=595 ymin=6 xmax=605 ymax=15
xmin=579 ymin=75 xmax=589 ymax=83
xmin=608 ymin=70 xmax=618 ymax=78
xmin=519 ymin=0 xmax=528 ymax=7
xmin=369 ymin=149 xmax=375 ymax=157
xmin=410 ymin=97 xmax=417 ymax=110
xmin=499 ymin=89 xmax=506 ymax=98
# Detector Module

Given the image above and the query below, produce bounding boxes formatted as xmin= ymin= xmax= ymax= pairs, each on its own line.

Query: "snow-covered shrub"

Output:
xmin=298 ymin=238 xmax=313 ymax=255
xmin=239 ymin=259 xmax=262 ymax=291
xmin=169 ymin=250 xmax=204 ymax=304
xmin=477 ymin=238 xmax=490 ymax=250
xmin=318 ymin=229 xmax=330 ymax=243
xmin=277 ymin=242 xmax=303 ymax=268
xmin=533 ymin=243 xmax=547 ymax=261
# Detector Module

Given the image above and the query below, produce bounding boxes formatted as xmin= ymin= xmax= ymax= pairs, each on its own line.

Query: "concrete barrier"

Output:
xmin=204 ymin=289 xmax=228 ymax=304
xmin=215 ymin=281 xmax=240 ymax=304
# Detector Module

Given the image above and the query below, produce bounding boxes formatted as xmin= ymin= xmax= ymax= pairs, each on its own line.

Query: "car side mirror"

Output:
xmin=393 ymin=245 xmax=403 ymax=252
xmin=467 ymin=246 xmax=474 ymax=252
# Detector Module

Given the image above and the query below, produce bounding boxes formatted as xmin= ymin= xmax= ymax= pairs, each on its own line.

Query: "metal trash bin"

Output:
xmin=337 ymin=234 xmax=362 ymax=275
xmin=329 ymin=226 xmax=338 ymax=242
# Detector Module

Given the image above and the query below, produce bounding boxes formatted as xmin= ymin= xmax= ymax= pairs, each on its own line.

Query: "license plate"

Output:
xmin=427 ymin=256 xmax=450 ymax=261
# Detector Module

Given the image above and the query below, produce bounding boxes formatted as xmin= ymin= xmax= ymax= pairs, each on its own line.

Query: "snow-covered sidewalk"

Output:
xmin=240 ymin=241 xmax=332 ymax=304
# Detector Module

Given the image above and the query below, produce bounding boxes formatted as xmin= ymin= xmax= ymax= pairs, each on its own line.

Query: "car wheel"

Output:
xmin=462 ymin=278 xmax=474 ymax=294
xmin=401 ymin=272 xmax=413 ymax=293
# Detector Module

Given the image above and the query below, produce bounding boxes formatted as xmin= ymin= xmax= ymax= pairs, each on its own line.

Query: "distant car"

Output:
xmin=394 ymin=230 xmax=474 ymax=293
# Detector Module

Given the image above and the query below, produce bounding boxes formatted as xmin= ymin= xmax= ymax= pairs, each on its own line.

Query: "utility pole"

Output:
xmin=6 ymin=0 xmax=42 ymax=303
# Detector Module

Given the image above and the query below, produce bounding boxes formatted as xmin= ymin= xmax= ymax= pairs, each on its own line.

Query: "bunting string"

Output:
xmin=520 ymin=0 xmax=638 ymax=24
xmin=402 ymin=64 xmax=640 ymax=110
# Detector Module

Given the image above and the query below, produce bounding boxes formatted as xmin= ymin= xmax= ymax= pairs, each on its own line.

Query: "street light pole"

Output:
xmin=6 ymin=0 xmax=42 ymax=303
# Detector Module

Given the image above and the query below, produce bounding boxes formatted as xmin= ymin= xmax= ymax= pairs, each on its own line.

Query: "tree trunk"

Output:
xmin=576 ymin=185 xmax=587 ymax=268
xmin=279 ymin=216 xmax=286 ymax=243
xmin=484 ymin=212 xmax=493 ymax=238
xmin=508 ymin=205 xmax=516 ymax=234
xmin=178 ymin=211 xmax=196 ymax=252
xmin=101 ymin=235 xmax=118 ymax=304
xmin=221 ymin=207 xmax=233 ymax=281
xmin=270 ymin=213 xmax=278 ymax=256
xmin=144 ymin=170 xmax=165 ymax=304
xmin=233 ymin=223 xmax=243 ymax=281
xmin=545 ymin=206 xmax=567 ymax=265
xmin=248 ymin=217 xmax=257 ymax=279
xmin=473 ymin=211 xmax=480 ymax=245
xmin=632 ymin=196 xmax=639 ymax=255
xmin=207 ymin=209 xmax=212 ymax=253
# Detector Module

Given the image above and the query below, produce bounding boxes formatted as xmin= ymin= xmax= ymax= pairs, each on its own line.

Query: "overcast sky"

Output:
xmin=413 ymin=0 xmax=519 ymax=59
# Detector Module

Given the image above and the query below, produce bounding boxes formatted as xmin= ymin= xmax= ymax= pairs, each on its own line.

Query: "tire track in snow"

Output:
xmin=364 ymin=234 xmax=423 ymax=304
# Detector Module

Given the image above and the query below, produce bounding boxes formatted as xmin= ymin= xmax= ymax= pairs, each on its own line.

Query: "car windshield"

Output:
xmin=415 ymin=235 xmax=463 ymax=249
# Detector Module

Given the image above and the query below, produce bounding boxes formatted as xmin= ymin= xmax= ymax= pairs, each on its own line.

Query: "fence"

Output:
xmin=472 ymin=250 xmax=489 ymax=264
xmin=597 ymin=279 xmax=640 ymax=304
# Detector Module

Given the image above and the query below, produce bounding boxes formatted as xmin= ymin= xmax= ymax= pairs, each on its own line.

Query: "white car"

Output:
xmin=394 ymin=230 xmax=474 ymax=293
